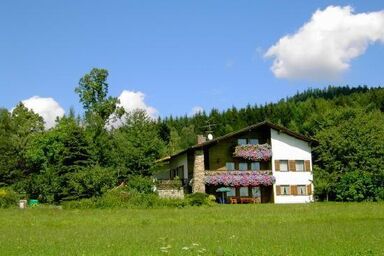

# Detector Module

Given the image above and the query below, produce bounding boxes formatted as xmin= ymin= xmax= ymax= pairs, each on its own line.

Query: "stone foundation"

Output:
xmin=157 ymin=189 xmax=185 ymax=199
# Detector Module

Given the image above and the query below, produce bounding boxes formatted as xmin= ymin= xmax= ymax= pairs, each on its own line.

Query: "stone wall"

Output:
xmin=157 ymin=189 xmax=185 ymax=199
xmin=192 ymin=150 xmax=205 ymax=193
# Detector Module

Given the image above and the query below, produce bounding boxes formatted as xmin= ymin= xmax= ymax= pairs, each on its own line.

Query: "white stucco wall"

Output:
xmin=271 ymin=128 xmax=314 ymax=204
xmin=169 ymin=153 xmax=189 ymax=179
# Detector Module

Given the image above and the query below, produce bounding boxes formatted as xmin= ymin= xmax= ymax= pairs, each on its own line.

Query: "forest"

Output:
xmin=1 ymin=68 xmax=383 ymax=203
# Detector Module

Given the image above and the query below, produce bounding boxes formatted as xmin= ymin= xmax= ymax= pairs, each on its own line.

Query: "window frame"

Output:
xmin=248 ymin=139 xmax=259 ymax=145
xmin=239 ymin=187 xmax=249 ymax=197
xmin=226 ymin=162 xmax=235 ymax=171
xmin=297 ymin=185 xmax=307 ymax=195
xmin=280 ymin=185 xmax=290 ymax=195
xmin=237 ymin=139 xmax=247 ymax=145
xmin=295 ymin=160 xmax=305 ymax=172
xmin=239 ymin=162 xmax=248 ymax=171
xmin=251 ymin=162 xmax=261 ymax=171
xmin=227 ymin=187 xmax=236 ymax=197
xmin=279 ymin=160 xmax=289 ymax=172
xmin=251 ymin=187 xmax=261 ymax=197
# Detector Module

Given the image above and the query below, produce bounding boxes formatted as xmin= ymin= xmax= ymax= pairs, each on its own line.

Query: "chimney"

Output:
xmin=197 ymin=135 xmax=206 ymax=144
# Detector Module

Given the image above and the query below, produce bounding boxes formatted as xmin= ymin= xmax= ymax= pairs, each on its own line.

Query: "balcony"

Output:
xmin=233 ymin=143 xmax=272 ymax=162
xmin=204 ymin=170 xmax=275 ymax=187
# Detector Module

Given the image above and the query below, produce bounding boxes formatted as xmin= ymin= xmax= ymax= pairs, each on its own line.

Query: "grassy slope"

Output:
xmin=0 ymin=203 xmax=383 ymax=256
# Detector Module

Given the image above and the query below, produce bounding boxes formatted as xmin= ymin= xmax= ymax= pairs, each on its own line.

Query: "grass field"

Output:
xmin=0 ymin=203 xmax=383 ymax=255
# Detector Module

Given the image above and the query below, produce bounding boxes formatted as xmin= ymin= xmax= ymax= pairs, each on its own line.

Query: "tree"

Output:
xmin=314 ymin=108 xmax=384 ymax=201
xmin=0 ymin=109 xmax=16 ymax=186
xmin=113 ymin=110 xmax=166 ymax=179
xmin=0 ymin=104 xmax=44 ymax=186
xmin=75 ymin=68 xmax=124 ymax=165
xmin=22 ymin=114 xmax=97 ymax=202
xmin=75 ymin=68 xmax=124 ymax=125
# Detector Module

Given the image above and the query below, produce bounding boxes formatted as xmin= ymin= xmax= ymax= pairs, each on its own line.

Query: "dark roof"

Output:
xmin=164 ymin=121 xmax=315 ymax=160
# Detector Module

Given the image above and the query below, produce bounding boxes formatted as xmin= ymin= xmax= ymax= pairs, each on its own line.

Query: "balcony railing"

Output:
xmin=204 ymin=170 xmax=275 ymax=187
xmin=233 ymin=143 xmax=272 ymax=161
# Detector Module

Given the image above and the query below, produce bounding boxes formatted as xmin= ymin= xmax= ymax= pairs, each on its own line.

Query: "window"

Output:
xmin=170 ymin=169 xmax=177 ymax=179
xmin=226 ymin=162 xmax=235 ymax=171
xmin=239 ymin=162 xmax=248 ymax=171
xmin=281 ymin=185 xmax=290 ymax=195
xmin=296 ymin=160 xmax=304 ymax=172
xmin=238 ymin=139 xmax=247 ymax=145
xmin=240 ymin=187 xmax=249 ymax=196
xmin=251 ymin=187 xmax=261 ymax=197
xmin=249 ymin=139 xmax=259 ymax=145
xmin=297 ymin=185 xmax=307 ymax=195
xmin=227 ymin=188 xmax=236 ymax=197
xmin=251 ymin=162 xmax=260 ymax=171
xmin=280 ymin=160 xmax=288 ymax=172
xmin=177 ymin=166 xmax=184 ymax=178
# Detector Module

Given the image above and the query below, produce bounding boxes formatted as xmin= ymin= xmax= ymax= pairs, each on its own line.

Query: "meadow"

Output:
xmin=0 ymin=203 xmax=383 ymax=255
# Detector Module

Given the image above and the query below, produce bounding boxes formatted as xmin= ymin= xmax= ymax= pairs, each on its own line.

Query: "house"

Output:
xmin=155 ymin=121 xmax=315 ymax=204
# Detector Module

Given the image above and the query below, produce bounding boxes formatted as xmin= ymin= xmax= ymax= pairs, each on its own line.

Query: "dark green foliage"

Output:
xmin=75 ymin=68 xmax=124 ymax=166
xmin=1 ymin=66 xmax=383 ymax=203
xmin=62 ymin=188 xmax=187 ymax=209
xmin=67 ymin=166 xmax=116 ymax=200
xmin=75 ymin=68 xmax=124 ymax=123
xmin=314 ymin=108 xmax=384 ymax=201
xmin=112 ymin=110 xmax=166 ymax=178
xmin=20 ymin=115 xmax=96 ymax=202
xmin=186 ymin=192 xmax=209 ymax=206
xmin=336 ymin=171 xmax=377 ymax=202
xmin=126 ymin=175 xmax=154 ymax=194
xmin=163 ymin=86 xmax=384 ymax=202
xmin=0 ymin=104 xmax=44 ymax=186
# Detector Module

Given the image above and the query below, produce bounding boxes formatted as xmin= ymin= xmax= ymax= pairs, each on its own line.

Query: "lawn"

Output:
xmin=0 ymin=203 xmax=383 ymax=255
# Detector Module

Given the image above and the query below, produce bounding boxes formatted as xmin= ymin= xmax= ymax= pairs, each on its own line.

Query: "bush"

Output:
xmin=68 ymin=166 xmax=116 ymax=199
xmin=0 ymin=188 xmax=19 ymax=208
xmin=126 ymin=175 xmax=154 ymax=194
xmin=336 ymin=171 xmax=377 ymax=202
xmin=62 ymin=188 xmax=188 ymax=209
xmin=186 ymin=192 xmax=209 ymax=206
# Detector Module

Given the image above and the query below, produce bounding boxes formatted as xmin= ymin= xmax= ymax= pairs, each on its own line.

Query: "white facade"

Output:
xmin=154 ymin=153 xmax=189 ymax=181
xmin=271 ymin=128 xmax=314 ymax=204
xmin=169 ymin=153 xmax=189 ymax=179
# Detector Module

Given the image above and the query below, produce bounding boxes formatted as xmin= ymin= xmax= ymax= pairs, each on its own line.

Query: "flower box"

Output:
xmin=233 ymin=143 xmax=272 ymax=161
xmin=205 ymin=172 xmax=275 ymax=187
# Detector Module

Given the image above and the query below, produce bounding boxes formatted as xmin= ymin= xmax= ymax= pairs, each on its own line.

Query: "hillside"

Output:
xmin=163 ymin=86 xmax=384 ymax=201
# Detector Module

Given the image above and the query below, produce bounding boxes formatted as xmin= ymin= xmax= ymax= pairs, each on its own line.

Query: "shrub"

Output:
xmin=126 ymin=175 xmax=154 ymax=194
xmin=68 ymin=166 xmax=116 ymax=200
xmin=0 ymin=188 xmax=19 ymax=208
xmin=336 ymin=171 xmax=377 ymax=202
xmin=186 ymin=192 xmax=209 ymax=206
xmin=62 ymin=188 xmax=189 ymax=209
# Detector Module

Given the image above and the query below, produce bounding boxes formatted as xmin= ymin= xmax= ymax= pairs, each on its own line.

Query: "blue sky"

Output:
xmin=1 ymin=1 xmax=383 ymax=125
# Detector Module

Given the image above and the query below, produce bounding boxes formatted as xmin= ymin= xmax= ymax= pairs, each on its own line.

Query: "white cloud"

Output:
xmin=265 ymin=6 xmax=384 ymax=80
xmin=190 ymin=106 xmax=204 ymax=116
xmin=117 ymin=90 xmax=158 ymax=119
xmin=21 ymin=96 xmax=65 ymax=129
xmin=108 ymin=90 xmax=158 ymax=128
